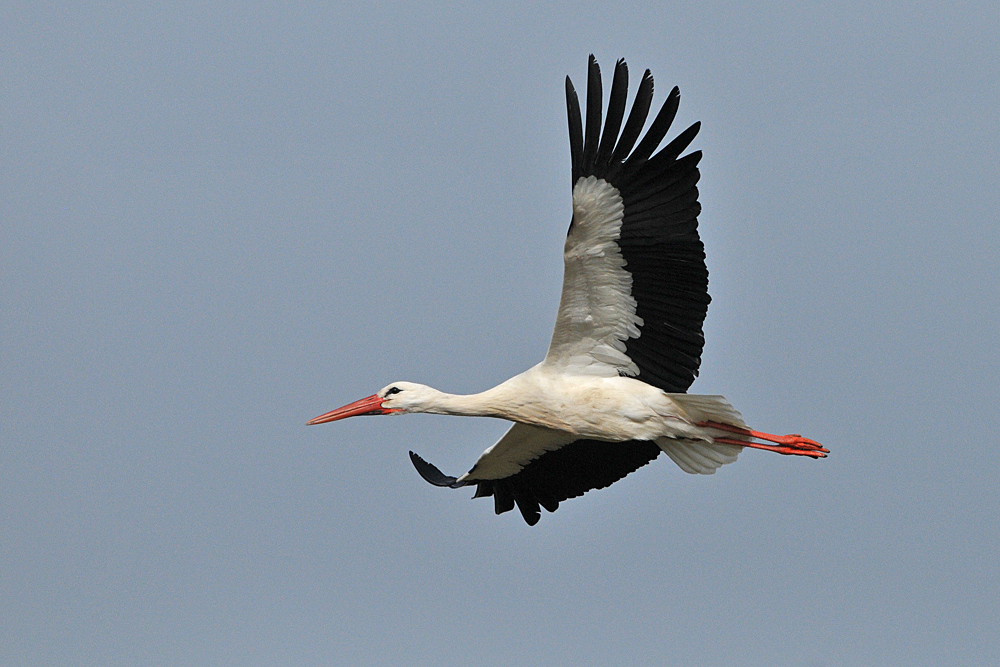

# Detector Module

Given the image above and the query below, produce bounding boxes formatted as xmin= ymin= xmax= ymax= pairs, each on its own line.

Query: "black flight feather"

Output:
xmin=581 ymin=55 xmax=603 ymax=174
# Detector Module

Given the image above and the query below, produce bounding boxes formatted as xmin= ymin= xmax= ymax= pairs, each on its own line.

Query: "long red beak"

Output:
xmin=306 ymin=394 xmax=399 ymax=425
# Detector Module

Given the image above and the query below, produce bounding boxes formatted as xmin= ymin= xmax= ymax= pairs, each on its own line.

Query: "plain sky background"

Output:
xmin=3 ymin=2 xmax=999 ymax=666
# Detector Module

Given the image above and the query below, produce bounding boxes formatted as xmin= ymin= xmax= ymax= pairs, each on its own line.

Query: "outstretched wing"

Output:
xmin=544 ymin=56 xmax=709 ymax=393
xmin=409 ymin=423 xmax=662 ymax=526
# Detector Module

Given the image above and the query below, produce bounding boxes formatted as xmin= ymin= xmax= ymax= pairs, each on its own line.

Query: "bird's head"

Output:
xmin=306 ymin=381 xmax=440 ymax=425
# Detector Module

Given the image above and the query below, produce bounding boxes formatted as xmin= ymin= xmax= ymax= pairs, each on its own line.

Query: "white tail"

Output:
xmin=658 ymin=394 xmax=748 ymax=475
xmin=668 ymin=394 xmax=747 ymax=428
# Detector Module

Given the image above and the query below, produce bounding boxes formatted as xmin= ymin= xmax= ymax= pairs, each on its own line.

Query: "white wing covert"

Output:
xmin=545 ymin=177 xmax=642 ymax=376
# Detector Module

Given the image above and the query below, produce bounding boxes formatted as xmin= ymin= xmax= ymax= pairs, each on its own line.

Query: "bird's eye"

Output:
xmin=385 ymin=387 xmax=402 ymax=396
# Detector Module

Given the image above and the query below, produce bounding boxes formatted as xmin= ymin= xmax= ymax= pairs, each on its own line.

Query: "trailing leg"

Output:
xmin=698 ymin=421 xmax=829 ymax=457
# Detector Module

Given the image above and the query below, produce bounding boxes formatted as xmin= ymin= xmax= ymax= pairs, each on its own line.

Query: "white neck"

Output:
xmin=420 ymin=385 xmax=515 ymax=419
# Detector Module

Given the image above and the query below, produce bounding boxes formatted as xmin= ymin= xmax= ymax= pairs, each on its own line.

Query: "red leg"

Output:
xmin=713 ymin=436 xmax=827 ymax=459
xmin=699 ymin=421 xmax=830 ymax=456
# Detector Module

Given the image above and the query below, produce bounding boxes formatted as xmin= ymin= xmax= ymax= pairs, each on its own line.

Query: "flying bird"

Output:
xmin=308 ymin=56 xmax=827 ymax=525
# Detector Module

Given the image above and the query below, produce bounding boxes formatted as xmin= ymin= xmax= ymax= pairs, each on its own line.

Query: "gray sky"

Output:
xmin=3 ymin=2 xmax=999 ymax=666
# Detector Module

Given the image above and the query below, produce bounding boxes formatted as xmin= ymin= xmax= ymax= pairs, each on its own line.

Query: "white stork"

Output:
xmin=308 ymin=56 xmax=827 ymax=525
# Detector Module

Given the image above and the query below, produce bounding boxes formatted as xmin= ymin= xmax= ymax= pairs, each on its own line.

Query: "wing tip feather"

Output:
xmin=409 ymin=451 xmax=464 ymax=488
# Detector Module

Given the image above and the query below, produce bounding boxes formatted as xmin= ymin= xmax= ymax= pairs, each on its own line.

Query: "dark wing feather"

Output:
xmin=605 ymin=69 xmax=654 ymax=182
xmin=581 ymin=55 xmax=603 ymax=174
xmin=473 ymin=439 xmax=662 ymax=526
xmin=409 ymin=451 xmax=462 ymax=488
xmin=594 ymin=59 xmax=629 ymax=171
xmin=410 ymin=439 xmax=661 ymax=526
xmin=619 ymin=87 xmax=681 ymax=180
xmin=566 ymin=77 xmax=584 ymax=184
xmin=568 ymin=56 xmax=708 ymax=393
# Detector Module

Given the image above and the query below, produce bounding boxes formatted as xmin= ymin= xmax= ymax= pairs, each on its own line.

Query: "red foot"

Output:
xmin=698 ymin=421 xmax=829 ymax=458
